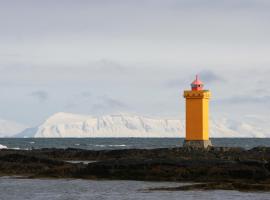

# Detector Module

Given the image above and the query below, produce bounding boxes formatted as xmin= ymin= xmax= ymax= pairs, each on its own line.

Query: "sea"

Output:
xmin=1 ymin=178 xmax=270 ymax=200
xmin=1 ymin=138 xmax=270 ymax=200
xmin=1 ymin=138 xmax=270 ymax=150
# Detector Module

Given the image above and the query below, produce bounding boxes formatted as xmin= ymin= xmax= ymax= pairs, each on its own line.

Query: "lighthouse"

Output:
xmin=183 ymin=75 xmax=212 ymax=148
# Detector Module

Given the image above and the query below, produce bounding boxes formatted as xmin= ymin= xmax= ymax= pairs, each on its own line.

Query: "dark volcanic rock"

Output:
xmin=0 ymin=153 xmax=75 ymax=177
xmin=1 ymin=147 xmax=270 ymax=191
xmin=77 ymin=158 xmax=270 ymax=182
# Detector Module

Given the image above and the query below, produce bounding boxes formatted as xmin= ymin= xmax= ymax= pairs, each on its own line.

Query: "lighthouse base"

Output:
xmin=183 ymin=140 xmax=212 ymax=149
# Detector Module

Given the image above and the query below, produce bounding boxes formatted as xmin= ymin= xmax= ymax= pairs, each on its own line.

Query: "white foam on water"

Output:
xmin=10 ymin=147 xmax=20 ymax=150
xmin=95 ymin=145 xmax=106 ymax=147
xmin=108 ymin=144 xmax=127 ymax=147
xmin=0 ymin=144 xmax=8 ymax=149
xmin=65 ymin=160 xmax=97 ymax=164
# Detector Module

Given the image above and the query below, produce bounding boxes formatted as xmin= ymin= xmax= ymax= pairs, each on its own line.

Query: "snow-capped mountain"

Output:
xmin=14 ymin=112 xmax=270 ymax=138
xmin=0 ymin=119 xmax=28 ymax=137
xmin=31 ymin=112 xmax=183 ymax=138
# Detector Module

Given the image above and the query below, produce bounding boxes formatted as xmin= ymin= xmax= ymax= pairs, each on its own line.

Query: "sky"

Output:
xmin=0 ymin=0 xmax=269 ymax=126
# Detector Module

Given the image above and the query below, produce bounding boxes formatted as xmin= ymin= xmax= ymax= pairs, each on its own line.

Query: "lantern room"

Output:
xmin=191 ymin=75 xmax=204 ymax=91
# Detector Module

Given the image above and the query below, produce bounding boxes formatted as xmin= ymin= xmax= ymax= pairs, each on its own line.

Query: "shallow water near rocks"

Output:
xmin=0 ymin=178 xmax=269 ymax=200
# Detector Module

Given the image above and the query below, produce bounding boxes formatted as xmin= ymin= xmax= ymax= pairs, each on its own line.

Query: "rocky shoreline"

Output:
xmin=1 ymin=147 xmax=270 ymax=191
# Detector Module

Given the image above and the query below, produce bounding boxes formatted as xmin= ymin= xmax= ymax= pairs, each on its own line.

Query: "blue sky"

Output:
xmin=0 ymin=0 xmax=269 ymax=126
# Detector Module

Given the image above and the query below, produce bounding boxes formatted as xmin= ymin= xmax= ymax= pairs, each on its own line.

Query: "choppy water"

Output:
xmin=0 ymin=138 xmax=270 ymax=150
xmin=0 ymin=178 xmax=269 ymax=200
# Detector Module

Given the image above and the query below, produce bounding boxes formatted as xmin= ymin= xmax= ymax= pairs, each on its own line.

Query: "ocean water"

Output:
xmin=0 ymin=177 xmax=269 ymax=200
xmin=0 ymin=138 xmax=270 ymax=150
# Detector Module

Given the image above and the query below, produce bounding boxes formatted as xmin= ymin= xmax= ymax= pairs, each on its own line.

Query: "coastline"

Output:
xmin=1 ymin=147 xmax=270 ymax=191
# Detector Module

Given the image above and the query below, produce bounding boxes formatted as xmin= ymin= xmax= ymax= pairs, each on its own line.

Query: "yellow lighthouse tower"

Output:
xmin=183 ymin=75 xmax=212 ymax=148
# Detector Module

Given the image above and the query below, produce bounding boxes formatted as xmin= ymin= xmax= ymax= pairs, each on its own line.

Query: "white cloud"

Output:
xmin=0 ymin=0 xmax=269 ymax=126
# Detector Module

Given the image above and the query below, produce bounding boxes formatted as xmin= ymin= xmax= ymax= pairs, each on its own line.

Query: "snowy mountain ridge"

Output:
xmin=34 ymin=112 xmax=183 ymax=138
xmin=14 ymin=112 xmax=270 ymax=138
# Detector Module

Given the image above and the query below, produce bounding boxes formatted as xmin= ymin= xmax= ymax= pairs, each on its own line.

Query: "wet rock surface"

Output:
xmin=1 ymin=146 xmax=270 ymax=191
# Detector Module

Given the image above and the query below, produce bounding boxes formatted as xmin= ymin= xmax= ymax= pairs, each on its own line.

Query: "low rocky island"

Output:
xmin=1 ymin=146 xmax=270 ymax=191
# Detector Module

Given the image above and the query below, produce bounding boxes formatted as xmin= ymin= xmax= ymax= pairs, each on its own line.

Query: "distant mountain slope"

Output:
xmin=0 ymin=119 xmax=28 ymax=137
xmin=14 ymin=112 xmax=270 ymax=138
xmin=15 ymin=127 xmax=38 ymax=138
xmin=32 ymin=112 xmax=183 ymax=138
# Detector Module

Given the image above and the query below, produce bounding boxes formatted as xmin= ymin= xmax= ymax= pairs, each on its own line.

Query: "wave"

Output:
xmin=108 ymin=145 xmax=127 ymax=147
xmin=94 ymin=144 xmax=127 ymax=147
xmin=0 ymin=145 xmax=31 ymax=150
xmin=10 ymin=147 xmax=21 ymax=150
xmin=0 ymin=144 xmax=8 ymax=149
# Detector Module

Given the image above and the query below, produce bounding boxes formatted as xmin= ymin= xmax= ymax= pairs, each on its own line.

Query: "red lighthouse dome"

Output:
xmin=191 ymin=75 xmax=204 ymax=91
